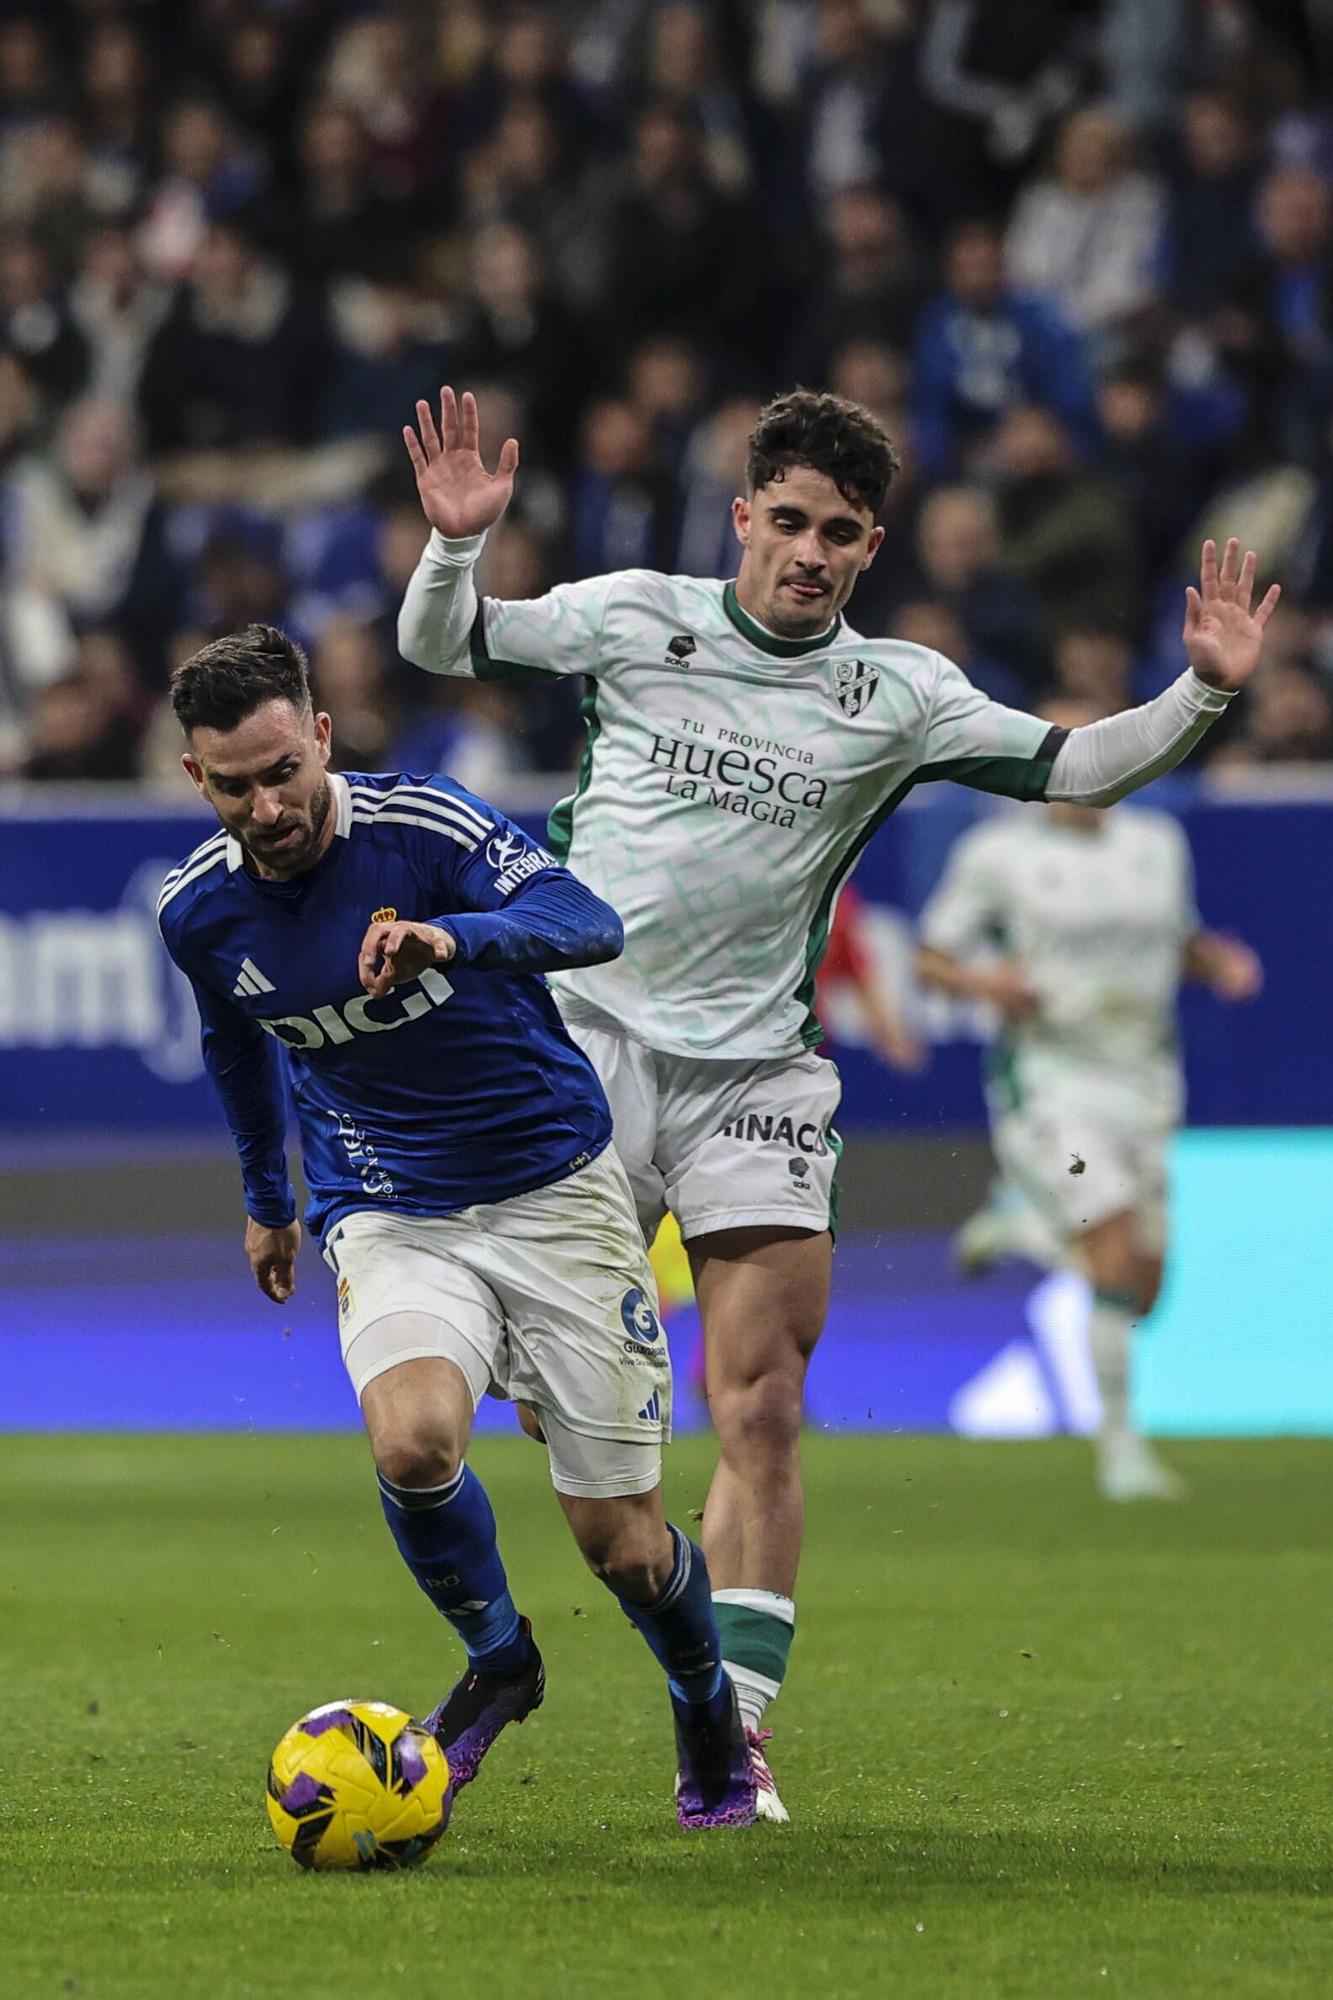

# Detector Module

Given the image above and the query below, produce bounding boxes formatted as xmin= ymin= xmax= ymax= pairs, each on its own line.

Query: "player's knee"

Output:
xmin=715 ymin=1369 xmax=804 ymax=1463
xmin=370 ymin=1418 xmax=464 ymax=1491
xmin=574 ymin=1513 xmax=673 ymax=1601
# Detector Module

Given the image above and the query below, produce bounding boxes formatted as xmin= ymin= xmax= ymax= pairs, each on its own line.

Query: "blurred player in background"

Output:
xmin=157 ymin=626 xmax=759 ymax=1830
xmin=397 ymin=383 xmax=1278 ymax=1814
xmin=816 ymin=880 xmax=925 ymax=1073
xmin=917 ymin=702 xmax=1263 ymax=1500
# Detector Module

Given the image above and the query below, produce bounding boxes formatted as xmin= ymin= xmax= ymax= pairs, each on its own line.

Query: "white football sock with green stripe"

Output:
xmin=712 ymin=1588 xmax=795 ymax=1732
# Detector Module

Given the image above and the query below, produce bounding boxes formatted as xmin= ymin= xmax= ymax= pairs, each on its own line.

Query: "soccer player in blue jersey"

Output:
xmin=156 ymin=623 xmax=758 ymax=1830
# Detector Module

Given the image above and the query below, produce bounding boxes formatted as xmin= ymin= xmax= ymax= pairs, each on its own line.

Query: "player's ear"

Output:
xmin=313 ymin=711 xmax=332 ymax=764
xmin=181 ymin=751 xmax=206 ymax=796
xmin=861 ymin=524 xmax=886 ymax=571
xmin=731 ymin=494 xmax=751 ymax=548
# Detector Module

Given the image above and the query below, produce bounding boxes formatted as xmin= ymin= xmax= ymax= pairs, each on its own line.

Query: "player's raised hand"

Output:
xmin=403 ymin=387 xmax=519 ymax=539
xmin=358 ymin=919 xmax=456 ymax=998
xmin=1183 ymin=538 xmax=1281 ymax=693
xmin=246 ymin=1216 xmax=301 ymax=1303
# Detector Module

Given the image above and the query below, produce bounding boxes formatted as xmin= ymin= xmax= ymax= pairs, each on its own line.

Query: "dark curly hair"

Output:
xmin=171 ymin=624 xmax=312 ymax=736
xmin=747 ymin=389 xmax=900 ymax=517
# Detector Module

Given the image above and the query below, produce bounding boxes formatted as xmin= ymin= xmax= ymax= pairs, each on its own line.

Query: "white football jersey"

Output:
xmin=918 ymin=806 xmax=1200 ymax=1118
xmin=466 ymin=570 xmax=1059 ymax=1058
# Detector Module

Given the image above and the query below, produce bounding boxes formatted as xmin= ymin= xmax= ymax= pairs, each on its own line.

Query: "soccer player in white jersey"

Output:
xmin=396 ymin=384 xmax=1280 ymax=1816
xmin=917 ymin=701 xmax=1263 ymax=1500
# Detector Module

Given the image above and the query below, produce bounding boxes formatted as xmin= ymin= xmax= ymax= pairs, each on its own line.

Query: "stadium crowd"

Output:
xmin=1 ymin=0 xmax=1331 ymax=786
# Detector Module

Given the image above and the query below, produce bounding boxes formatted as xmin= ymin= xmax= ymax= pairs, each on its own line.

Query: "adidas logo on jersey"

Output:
xmin=233 ymin=958 xmax=276 ymax=998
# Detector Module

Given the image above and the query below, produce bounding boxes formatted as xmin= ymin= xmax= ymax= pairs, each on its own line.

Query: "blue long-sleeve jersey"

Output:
xmin=157 ymin=771 xmax=621 ymax=1242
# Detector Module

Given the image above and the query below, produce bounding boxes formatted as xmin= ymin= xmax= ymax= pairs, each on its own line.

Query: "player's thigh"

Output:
xmin=561 ymin=1017 xmax=667 ymax=1240
xmin=991 ymin=1097 xmax=1138 ymax=1247
xmin=689 ymin=1225 xmax=833 ymax=1392
xmin=359 ymin=1353 xmax=478 ymax=1476
xmin=323 ymin=1210 xmax=503 ymax=1411
xmin=661 ymin=1049 xmax=843 ymax=1242
xmin=472 ymin=1149 xmax=672 ymax=1499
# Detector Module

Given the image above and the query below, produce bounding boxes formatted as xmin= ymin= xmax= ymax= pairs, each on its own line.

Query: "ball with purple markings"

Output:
xmin=266 ymin=1698 xmax=452 ymax=1871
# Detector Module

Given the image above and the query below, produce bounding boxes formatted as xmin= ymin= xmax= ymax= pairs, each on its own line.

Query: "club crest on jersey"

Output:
xmin=835 ymin=659 xmax=878 ymax=717
xmin=665 ymin=633 xmax=696 ymax=668
xmin=371 ymin=906 xmax=397 ymax=925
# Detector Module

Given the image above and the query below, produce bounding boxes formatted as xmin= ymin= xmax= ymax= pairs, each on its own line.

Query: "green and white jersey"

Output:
xmin=919 ymin=806 xmax=1199 ymax=1119
xmin=465 ymin=568 xmax=1062 ymax=1058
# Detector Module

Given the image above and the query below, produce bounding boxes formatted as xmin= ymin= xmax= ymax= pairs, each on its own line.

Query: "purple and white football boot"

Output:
xmin=674 ymin=1677 xmax=758 ymax=1830
xmin=424 ymin=1617 xmax=545 ymax=1791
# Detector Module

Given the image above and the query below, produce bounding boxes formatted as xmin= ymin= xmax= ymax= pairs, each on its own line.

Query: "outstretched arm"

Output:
xmin=1047 ymin=538 xmax=1280 ymax=806
xmin=398 ymin=386 xmax=517 ymax=676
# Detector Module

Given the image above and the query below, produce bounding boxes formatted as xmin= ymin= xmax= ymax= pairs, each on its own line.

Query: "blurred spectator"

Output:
xmin=137 ymin=99 xmax=261 ymax=284
xmin=1005 ymin=104 xmax=1165 ymax=338
xmin=188 ymin=527 xmax=289 ymax=640
xmin=272 ymin=99 xmax=413 ymax=292
xmin=451 ymin=221 xmax=585 ymax=461
xmin=789 ymin=187 xmax=929 ymax=384
xmin=571 ymin=397 xmax=676 ymax=578
xmin=0 ymin=230 xmax=88 ymax=407
xmin=2 ymin=395 xmax=179 ymax=683
xmin=68 ymin=224 xmax=170 ymax=408
xmin=322 ymin=278 xmax=451 ymax=443
xmin=917 ymin=0 xmax=1090 ymax=206
xmin=1 ymin=116 xmax=100 ymax=280
xmin=1213 ymin=660 xmax=1333 ymax=765
xmin=21 ymin=669 xmax=140 ymax=781
xmin=1218 ymin=164 xmax=1333 ymax=464
xmin=989 ymin=404 xmax=1138 ymax=633
xmin=1096 ymin=354 xmax=1203 ymax=583
xmin=890 ymin=597 xmax=1028 ymax=708
xmin=315 ymin=618 xmax=402 ymax=771
xmin=910 ymin=484 xmax=1050 ymax=692
xmin=625 ymin=335 xmax=709 ymax=476
xmin=912 ymin=218 xmax=1098 ymax=479
xmin=1161 ymin=91 xmax=1261 ymax=320
xmin=459 ymin=96 xmax=611 ymax=316
xmin=1049 ymin=626 xmax=1136 ymax=709
xmin=139 ymin=219 xmax=326 ymax=454
xmin=603 ymin=99 xmax=772 ymax=372
xmin=675 ymin=395 xmax=756 ymax=580
xmin=646 ymin=2 xmax=757 ymax=194
xmin=322 ymin=12 xmax=453 ymax=203
xmin=80 ymin=18 xmax=157 ymax=218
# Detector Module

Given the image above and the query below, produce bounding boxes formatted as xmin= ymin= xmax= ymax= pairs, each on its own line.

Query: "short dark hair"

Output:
xmin=171 ymin=624 xmax=312 ymax=736
xmin=747 ymin=388 xmax=900 ymax=516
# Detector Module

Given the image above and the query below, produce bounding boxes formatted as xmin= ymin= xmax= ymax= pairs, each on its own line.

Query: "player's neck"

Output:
xmin=730 ymin=575 xmax=838 ymax=647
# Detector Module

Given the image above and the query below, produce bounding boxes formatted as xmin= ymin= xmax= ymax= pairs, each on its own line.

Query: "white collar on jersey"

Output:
xmin=224 ymin=771 xmax=354 ymax=871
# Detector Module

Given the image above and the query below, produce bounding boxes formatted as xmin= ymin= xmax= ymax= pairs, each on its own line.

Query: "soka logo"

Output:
xmin=259 ymin=968 xmax=454 ymax=1050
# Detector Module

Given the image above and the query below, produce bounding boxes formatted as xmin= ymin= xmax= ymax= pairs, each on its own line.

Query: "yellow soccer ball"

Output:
xmin=266 ymin=1699 xmax=452 ymax=1871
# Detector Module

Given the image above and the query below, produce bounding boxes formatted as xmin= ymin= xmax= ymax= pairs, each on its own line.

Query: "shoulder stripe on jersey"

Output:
xmin=156 ymin=844 xmax=228 ymax=916
xmin=350 ymin=782 xmax=491 ymax=838
xmin=350 ymin=794 xmax=487 ymax=848
xmin=350 ymin=806 xmax=476 ymax=849
xmin=158 ymin=830 xmax=227 ymax=891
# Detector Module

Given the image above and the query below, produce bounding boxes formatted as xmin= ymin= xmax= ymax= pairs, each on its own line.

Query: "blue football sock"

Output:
xmin=615 ymin=1525 xmax=725 ymax=1708
xmin=377 ymin=1465 xmax=528 ymax=1677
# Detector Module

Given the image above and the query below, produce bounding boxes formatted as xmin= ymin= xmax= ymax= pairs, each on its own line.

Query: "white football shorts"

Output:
xmin=322 ymin=1146 xmax=671 ymax=1498
xmin=991 ymin=1082 xmax=1171 ymax=1253
xmin=563 ymin=1019 xmax=842 ymax=1243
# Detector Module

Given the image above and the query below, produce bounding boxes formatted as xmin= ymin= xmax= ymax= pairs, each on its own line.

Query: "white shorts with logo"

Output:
xmin=322 ymin=1147 xmax=671 ymax=1498
xmin=991 ymin=1083 xmax=1171 ymax=1253
xmin=563 ymin=1019 xmax=843 ymax=1243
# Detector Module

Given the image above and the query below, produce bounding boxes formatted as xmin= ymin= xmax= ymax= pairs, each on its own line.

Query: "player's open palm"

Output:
xmin=403 ymin=387 xmax=519 ymax=539
xmin=1183 ymin=537 xmax=1281 ymax=693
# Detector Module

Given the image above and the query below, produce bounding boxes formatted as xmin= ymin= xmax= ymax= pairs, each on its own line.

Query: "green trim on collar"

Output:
xmin=722 ymin=581 xmax=841 ymax=657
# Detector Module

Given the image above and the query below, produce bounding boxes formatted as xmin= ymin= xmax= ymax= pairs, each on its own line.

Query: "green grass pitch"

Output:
xmin=3 ymin=1433 xmax=1329 ymax=1999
